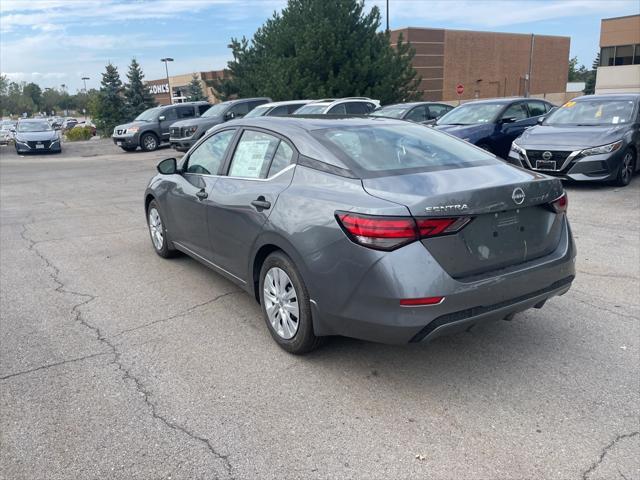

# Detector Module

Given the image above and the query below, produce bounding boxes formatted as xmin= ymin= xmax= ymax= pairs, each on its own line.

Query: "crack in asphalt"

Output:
xmin=576 ymin=269 xmax=639 ymax=282
xmin=581 ymin=431 xmax=640 ymax=480
xmin=19 ymin=223 xmax=235 ymax=479
xmin=110 ymin=290 xmax=243 ymax=339
xmin=569 ymin=290 xmax=638 ymax=320
xmin=0 ymin=352 xmax=111 ymax=381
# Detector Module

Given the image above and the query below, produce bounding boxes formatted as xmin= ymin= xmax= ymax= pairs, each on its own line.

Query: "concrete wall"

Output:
xmin=595 ymin=65 xmax=640 ymax=94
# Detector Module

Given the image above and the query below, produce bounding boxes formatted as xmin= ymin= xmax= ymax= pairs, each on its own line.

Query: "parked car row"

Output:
xmin=113 ymin=93 xmax=639 ymax=187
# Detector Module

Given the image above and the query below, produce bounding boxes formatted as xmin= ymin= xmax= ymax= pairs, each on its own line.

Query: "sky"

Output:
xmin=1 ymin=0 xmax=639 ymax=92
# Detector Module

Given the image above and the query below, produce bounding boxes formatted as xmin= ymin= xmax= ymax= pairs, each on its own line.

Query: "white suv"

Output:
xmin=293 ymin=97 xmax=380 ymax=115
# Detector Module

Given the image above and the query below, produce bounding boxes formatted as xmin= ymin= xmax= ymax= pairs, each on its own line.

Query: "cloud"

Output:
xmin=369 ymin=0 xmax=638 ymax=28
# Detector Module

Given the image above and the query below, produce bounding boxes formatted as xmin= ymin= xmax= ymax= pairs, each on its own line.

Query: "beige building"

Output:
xmin=595 ymin=15 xmax=640 ymax=94
xmin=390 ymin=27 xmax=570 ymax=102
xmin=146 ymin=70 xmax=226 ymax=105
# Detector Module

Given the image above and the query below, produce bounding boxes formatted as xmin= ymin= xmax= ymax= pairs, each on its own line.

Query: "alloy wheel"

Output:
xmin=263 ymin=267 xmax=299 ymax=339
xmin=144 ymin=135 xmax=157 ymax=151
xmin=148 ymin=208 xmax=164 ymax=250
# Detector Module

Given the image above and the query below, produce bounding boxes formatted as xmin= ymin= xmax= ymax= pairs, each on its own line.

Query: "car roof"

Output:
xmin=259 ymin=100 xmax=313 ymax=108
xmin=18 ymin=118 xmax=49 ymax=123
xmin=227 ymin=114 xmax=407 ymax=132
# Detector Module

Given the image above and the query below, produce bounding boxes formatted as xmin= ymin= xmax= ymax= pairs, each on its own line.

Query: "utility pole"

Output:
xmin=386 ymin=0 xmax=389 ymax=32
xmin=81 ymin=77 xmax=90 ymax=93
xmin=161 ymin=58 xmax=174 ymax=104
xmin=525 ymin=33 xmax=535 ymax=98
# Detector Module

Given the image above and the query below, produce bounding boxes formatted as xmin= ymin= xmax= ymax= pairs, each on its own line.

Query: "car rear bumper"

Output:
xmin=312 ymin=216 xmax=576 ymax=344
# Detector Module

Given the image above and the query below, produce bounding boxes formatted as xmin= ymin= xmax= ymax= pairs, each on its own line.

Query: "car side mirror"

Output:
xmin=158 ymin=115 xmax=166 ymax=121
xmin=537 ymin=116 xmax=545 ymax=124
xmin=225 ymin=111 xmax=235 ymax=120
xmin=157 ymin=158 xmax=177 ymax=175
xmin=9 ymin=127 xmax=15 ymax=133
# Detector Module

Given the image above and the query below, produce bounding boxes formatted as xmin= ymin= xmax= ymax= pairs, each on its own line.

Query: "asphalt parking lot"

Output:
xmin=0 ymin=139 xmax=638 ymax=480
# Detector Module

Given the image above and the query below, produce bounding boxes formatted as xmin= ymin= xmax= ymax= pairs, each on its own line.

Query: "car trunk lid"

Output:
xmin=362 ymin=164 xmax=565 ymax=278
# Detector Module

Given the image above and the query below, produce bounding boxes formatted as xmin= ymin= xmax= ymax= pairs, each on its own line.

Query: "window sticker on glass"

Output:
xmin=229 ymin=139 xmax=272 ymax=177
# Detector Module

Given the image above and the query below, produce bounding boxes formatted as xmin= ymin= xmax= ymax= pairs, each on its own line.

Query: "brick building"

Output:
xmin=595 ymin=15 xmax=640 ymax=94
xmin=146 ymin=70 xmax=226 ymax=105
xmin=390 ymin=27 xmax=570 ymax=102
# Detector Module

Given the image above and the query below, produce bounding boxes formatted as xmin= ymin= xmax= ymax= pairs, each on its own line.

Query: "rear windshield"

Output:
xmin=310 ymin=123 xmax=499 ymax=176
xmin=545 ymin=99 xmax=636 ymax=126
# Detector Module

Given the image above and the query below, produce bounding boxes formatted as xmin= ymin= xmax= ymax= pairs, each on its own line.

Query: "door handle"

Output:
xmin=196 ymin=189 xmax=208 ymax=200
xmin=251 ymin=197 xmax=271 ymax=210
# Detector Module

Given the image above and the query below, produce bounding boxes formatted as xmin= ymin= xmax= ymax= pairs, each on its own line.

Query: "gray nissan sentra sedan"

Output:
xmin=144 ymin=116 xmax=575 ymax=354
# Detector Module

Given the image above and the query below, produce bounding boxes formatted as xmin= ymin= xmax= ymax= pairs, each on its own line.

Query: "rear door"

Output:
xmin=206 ymin=128 xmax=296 ymax=280
xmin=158 ymin=107 xmax=178 ymax=141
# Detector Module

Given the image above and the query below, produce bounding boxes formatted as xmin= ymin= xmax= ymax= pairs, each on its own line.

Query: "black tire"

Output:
xmin=146 ymin=200 xmax=176 ymax=258
xmin=615 ymin=148 xmax=635 ymax=187
xmin=121 ymin=146 xmax=137 ymax=152
xmin=259 ymin=251 xmax=324 ymax=354
xmin=140 ymin=132 xmax=159 ymax=152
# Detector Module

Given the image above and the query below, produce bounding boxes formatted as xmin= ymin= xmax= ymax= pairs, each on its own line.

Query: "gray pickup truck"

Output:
xmin=112 ymin=101 xmax=211 ymax=152
xmin=169 ymin=97 xmax=270 ymax=151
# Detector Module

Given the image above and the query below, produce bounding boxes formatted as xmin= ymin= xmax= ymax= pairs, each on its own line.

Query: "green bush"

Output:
xmin=65 ymin=126 xmax=93 ymax=141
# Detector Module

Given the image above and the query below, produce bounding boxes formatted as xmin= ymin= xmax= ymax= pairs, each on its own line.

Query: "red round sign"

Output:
xmin=456 ymin=84 xmax=464 ymax=95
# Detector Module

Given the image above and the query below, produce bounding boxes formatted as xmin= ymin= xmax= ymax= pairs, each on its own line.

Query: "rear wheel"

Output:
xmin=146 ymin=200 xmax=176 ymax=258
xmin=615 ymin=149 xmax=635 ymax=187
xmin=259 ymin=251 xmax=323 ymax=354
xmin=140 ymin=133 xmax=159 ymax=152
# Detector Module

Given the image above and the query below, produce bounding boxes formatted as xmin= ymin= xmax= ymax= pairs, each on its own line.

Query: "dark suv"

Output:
xmin=169 ymin=97 xmax=270 ymax=151
xmin=112 ymin=101 xmax=211 ymax=152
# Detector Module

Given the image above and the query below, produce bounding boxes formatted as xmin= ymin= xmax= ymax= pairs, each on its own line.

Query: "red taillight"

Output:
xmin=336 ymin=212 xmax=470 ymax=251
xmin=400 ymin=296 xmax=444 ymax=307
xmin=550 ymin=192 xmax=568 ymax=214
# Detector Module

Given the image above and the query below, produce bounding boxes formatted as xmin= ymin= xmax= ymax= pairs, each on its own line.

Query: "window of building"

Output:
xmin=600 ymin=47 xmax=615 ymax=66
xmin=634 ymin=44 xmax=640 ymax=65
xmin=614 ymin=45 xmax=634 ymax=65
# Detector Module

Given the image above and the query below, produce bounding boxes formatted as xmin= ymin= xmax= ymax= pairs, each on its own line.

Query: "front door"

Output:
xmin=167 ymin=128 xmax=238 ymax=260
xmin=206 ymin=129 xmax=296 ymax=280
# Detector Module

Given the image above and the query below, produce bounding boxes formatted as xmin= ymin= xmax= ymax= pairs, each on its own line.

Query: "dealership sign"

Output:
xmin=148 ymin=83 xmax=170 ymax=95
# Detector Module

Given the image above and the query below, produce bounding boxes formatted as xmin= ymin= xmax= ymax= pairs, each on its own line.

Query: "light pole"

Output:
xmin=160 ymin=57 xmax=174 ymax=104
xmin=81 ymin=77 xmax=90 ymax=93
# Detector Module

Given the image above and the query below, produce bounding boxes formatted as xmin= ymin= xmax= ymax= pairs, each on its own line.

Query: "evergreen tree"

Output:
xmin=584 ymin=52 xmax=600 ymax=95
xmin=124 ymin=58 xmax=156 ymax=117
xmin=94 ymin=63 xmax=127 ymax=136
xmin=215 ymin=0 xmax=421 ymax=103
xmin=186 ymin=74 xmax=207 ymax=101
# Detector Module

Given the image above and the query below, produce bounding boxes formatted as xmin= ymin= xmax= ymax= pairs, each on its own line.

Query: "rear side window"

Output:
xmin=427 ymin=104 xmax=451 ymax=119
xmin=248 ymin=100 xmax=268 ymax=110
xmin=405 ymin=106 xmax=428 ymax=122
xmin=269 ymin=142 xmax=294 ymax=176
xmin=526 ymin=101 xmax=547 ymax=117
xmin=501 ymin=103 xmax=528 ymax=121
xmin=328 ymin=103 xmax=347 ymax=115
xmin=345 ymin=102 xmax=368 ymax=115
xmin=311 ymin=124 xmax=499 ymax=177
xmin=228 ymin=102 xmax=250 ymax=117
xmin=228 ymin=131 xmax=280 ymax=179
xmin=177 ymin=106 xmax=195 ymax=118
xmin=270 ymin=105 xmax=291 ymax=116
xmin=198 ymin=104 xmax=211 ymax=115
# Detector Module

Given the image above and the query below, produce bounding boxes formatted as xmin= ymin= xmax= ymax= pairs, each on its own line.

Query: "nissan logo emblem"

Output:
xmin=542 ymin=151 xmax=553 ymax=161
xmin=512 ymin=187 xmax=525 ymax=205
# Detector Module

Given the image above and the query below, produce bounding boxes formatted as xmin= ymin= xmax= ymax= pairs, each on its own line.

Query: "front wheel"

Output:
xmin=140 ymin=133 xmax=159 ymax=152
xmin=259 ymin=252 xmax=324 ymax=354
xmin=147 ymin=200 xmax=176 ymax=258
xmin=615 ymin=149 xmax=635 ymax=187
